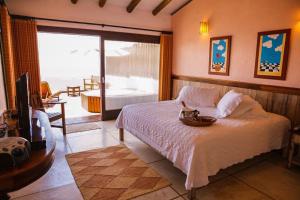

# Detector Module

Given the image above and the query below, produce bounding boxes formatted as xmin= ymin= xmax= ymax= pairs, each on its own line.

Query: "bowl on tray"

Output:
xmin=179 ymin=110 xmax=217 ymax=127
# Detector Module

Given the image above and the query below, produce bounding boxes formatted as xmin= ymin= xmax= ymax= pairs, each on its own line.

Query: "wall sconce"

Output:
xmin=296 ymin=21 xmax=300 ymax=32
xmin=200 ymin=21 xmax=209 ymax=34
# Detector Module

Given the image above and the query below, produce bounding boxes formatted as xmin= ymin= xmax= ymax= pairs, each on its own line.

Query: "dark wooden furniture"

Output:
xmin=0 ymin=111 xmax=56 ymax=200
xmin=31 ymin=93 xmax=67 ymax=135
xmin=67 ymin=86 xmax=81 ymax=96
xmin=288 ymin=125 xmax=300 ymax=168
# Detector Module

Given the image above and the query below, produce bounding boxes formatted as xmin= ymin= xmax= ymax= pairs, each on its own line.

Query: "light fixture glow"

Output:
xmin=200 ymin=21 xmax=208 ymax=34
xmin=295 ymin=21 xmax=300 ymax=32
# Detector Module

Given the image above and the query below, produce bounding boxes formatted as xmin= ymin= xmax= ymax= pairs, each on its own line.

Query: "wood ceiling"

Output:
xmin=71 ymin=0 xmax=192 ymax=16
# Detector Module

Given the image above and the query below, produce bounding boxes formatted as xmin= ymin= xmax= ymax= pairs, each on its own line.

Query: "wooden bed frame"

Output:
xmin=118 ymin=75 xmax=300 ymax=200
xmin=172 ymin=75 xmax=300 ymax=125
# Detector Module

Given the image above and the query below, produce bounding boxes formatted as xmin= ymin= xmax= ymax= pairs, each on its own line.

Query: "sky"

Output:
xmin=212 ymin=39 xmax=226 ymax=65
xmin=260 ymin=33 xmax=284 ymax=64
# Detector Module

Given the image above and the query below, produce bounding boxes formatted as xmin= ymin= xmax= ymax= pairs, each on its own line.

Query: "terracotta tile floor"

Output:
xmin=9 ymin=120 xmax=300 ymax=200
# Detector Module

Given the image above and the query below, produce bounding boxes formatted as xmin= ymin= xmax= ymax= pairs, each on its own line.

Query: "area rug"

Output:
xmin=52 ymin=115 xmax=101 ymax=126
xmin=66 ymin=122 xmax=102 ymax=134
xmin=66 ymin=145 xmax=170 ymax=200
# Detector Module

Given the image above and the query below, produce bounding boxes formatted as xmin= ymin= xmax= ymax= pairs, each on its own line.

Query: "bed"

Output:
xmin=81 ymin=89 xmax=158 ymax=113
xmin=116 ymin=100 xmax=290 ymax=195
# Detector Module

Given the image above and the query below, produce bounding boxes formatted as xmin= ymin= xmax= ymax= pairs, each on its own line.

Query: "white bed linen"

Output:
xmin=82 ymin=89 xmax=158 ymax=110
xmin=116 ymin=101 xmax=290 ymax=190
xmin=105 ymin=89 xmax=158 ymax=110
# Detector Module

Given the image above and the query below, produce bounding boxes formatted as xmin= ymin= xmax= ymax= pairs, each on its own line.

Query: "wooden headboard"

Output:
xmin=172 ymin=75 xmax=300 ymax=125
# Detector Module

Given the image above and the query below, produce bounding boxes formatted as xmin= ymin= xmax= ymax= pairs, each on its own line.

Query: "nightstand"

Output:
xmin=288 ymin=125 xmax=300 ymax=168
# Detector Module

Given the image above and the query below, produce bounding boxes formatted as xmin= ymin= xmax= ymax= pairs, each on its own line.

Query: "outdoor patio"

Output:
xmin=45 ymin=92 xmax=99 ymax=119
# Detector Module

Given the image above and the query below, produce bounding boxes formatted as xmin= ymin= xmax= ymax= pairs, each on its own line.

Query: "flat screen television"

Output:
xmin=16 ymin=73 xmax=32 ymax=141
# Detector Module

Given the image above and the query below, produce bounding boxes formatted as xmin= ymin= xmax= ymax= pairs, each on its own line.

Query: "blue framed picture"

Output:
xmin=209 ymin=36 xmax=231 ymax=76
xmin=254 ymin=29 xmax=291 ymax=80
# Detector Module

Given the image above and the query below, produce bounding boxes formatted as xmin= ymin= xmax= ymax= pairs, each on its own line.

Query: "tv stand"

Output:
xmin=0 ymin=110 xmax=56 ymax=199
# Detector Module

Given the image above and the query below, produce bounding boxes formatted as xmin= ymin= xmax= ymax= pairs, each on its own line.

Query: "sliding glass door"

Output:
xmin=37 ymin=27 xmax=160 ymax=120
xmin=37 ymin=28 xmax=101 ymax=119
xmin=101 ymin=34 xmax=160 ymax=120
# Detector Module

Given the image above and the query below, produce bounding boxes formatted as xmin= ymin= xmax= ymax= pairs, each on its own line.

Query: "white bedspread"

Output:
xmin=82 ymin=89 xmax=158 ymax=110
xmin=116 ymin=101 xmax=290 ymax=190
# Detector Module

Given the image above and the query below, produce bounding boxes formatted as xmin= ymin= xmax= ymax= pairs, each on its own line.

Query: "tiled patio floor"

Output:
xmin=46 ymin=92 xmax=99 ymax=119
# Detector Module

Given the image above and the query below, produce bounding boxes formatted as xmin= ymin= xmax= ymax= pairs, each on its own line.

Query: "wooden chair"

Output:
xmin=40 ymin=81 xmax=62 ymax=100
xmin=31 ymin=93 xmax=67 ymax=135
xmin=83 ymin=75 xmax=100 ymax=91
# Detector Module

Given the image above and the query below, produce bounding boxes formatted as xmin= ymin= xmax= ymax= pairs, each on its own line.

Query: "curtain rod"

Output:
xmin=10 ymin=14 xmax=173 ymax=34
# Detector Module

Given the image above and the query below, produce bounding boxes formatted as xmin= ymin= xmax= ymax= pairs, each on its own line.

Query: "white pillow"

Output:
xmin=217 ymin=90 xmax=243 ymax=118
xmin=230 ymin=95 xmax=261 ymax=117
xmin=176 ymin=86 xmax=219 ymax=108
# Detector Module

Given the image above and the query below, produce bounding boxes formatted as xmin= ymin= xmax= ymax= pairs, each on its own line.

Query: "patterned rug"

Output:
xmin=51 ymin=115 xmax=101 ymax=126
xmin=66 ymin=145 xmax=170 ymax=200
xmin=66 ymin=122 xmax=102 ymax=134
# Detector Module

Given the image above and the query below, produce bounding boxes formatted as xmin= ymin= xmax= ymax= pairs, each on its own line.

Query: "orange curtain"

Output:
xmin=0 ymin=4 xmax=16 ymax=109
xmin=12 ymin=18 xmax=41 ymax=96
xmin=159 ymin=33 xmax=173 ymax=101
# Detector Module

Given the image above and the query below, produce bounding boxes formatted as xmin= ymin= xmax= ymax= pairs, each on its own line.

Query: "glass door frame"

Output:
xmin=37 ymin=26 xmax=160 ymax=121
xmin=37 ymin=26 xmax=102 ymax=118
xmin=100 ymin=31 xmax=160 ymax=120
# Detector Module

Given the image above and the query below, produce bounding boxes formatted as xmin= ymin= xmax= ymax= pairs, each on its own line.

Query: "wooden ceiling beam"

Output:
xmin=127 ymin=0 xmax=142 ymax=13
xmin=99 ymin=0 xmax=107 ymax=8
xmin=152 ymin=0 xmax=172 ymax=16
xmin=171 ymin=0 xmax=192 ymax=15
xmin=71 ymin=0 xmax=78 ymax=4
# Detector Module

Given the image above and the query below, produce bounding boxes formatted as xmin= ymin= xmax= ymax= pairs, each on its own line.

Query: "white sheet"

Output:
xmin=106 ymin=89 xmax=158 ymax=110
xmin=116 ymin=101 xmax=290 ymax=190
xmin=82 ymin=89 xmax=158 ymax=110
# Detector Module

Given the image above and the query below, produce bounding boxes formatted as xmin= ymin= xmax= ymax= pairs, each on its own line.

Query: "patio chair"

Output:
xmin=31 ymin=93 xmax=67 ymax=135
xmin=83 ymin=75 xmax=100 ymax=90
xmin=40 ymin=81 xmax=62 ymax=100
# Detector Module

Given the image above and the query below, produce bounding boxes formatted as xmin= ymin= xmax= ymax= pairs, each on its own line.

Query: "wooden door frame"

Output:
xmin=100 ymin=31 xmax=160 ymax=120
xmin=0 ymin=29 xmax=8 ymax=110
xmin=37 ymin=26 xmax=103 ymax=119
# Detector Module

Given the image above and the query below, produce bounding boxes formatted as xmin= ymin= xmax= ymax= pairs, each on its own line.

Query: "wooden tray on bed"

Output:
xmin=179 ymin=116 xmax=217 ymax=127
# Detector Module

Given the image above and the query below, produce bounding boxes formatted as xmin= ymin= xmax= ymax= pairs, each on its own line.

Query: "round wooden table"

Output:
xmin=0 ymin=111 xmax=56 ymax=200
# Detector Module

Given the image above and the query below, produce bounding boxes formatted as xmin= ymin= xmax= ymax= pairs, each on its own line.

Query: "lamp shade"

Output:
xmin=200 ymin=21 xmax=208 ymax=34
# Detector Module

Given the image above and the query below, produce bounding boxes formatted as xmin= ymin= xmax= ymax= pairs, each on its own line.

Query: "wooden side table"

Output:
xmin=67 ymin=86 xmax=81 ymax=96
xmin=0 ymin=111 xmax=56 ymax=199
xmin=288 ymin=125 xmax=300 ymax=168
